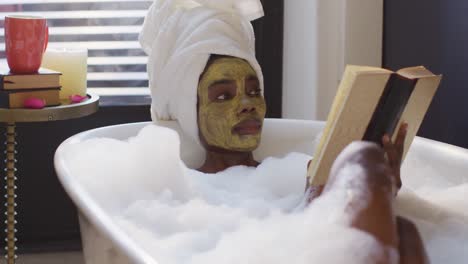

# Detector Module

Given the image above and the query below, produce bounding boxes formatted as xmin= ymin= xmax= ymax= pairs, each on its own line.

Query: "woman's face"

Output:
xmin=197 ymin=57 xmax=266 ymax=152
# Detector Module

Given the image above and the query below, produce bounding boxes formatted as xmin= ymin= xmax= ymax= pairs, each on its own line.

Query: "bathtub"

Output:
xmin=54 ymin=119 xmax=468 ymax=264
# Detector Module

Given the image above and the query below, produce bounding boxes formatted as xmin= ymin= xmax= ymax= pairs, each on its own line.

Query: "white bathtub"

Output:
xmin=54 ymin=119 xmax=468 ymax=264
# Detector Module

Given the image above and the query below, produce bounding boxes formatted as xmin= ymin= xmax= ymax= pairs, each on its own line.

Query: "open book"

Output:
xmin=307 ymin=65 xmax=442 ymax=186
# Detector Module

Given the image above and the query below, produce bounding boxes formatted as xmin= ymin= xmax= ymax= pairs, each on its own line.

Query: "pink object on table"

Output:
xmin=23 ymin=98 xmax=46 ymax=109
xmin=69 ymin=95 xmax=88 ymax=104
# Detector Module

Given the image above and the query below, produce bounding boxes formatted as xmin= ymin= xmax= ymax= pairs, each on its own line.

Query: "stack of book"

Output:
xmin=0 ymin=66 xmax=61 ymax=108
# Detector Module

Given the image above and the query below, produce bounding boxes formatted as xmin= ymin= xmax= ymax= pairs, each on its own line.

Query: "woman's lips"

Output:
xmin=233 ymin=119 xmax=262 ymax=135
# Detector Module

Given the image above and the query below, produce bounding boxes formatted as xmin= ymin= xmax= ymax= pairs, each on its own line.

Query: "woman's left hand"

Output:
xmin=304 ymin=160 xmax=325 ymax=203
xmin=382 ymin=123 xmax=408 ymax=192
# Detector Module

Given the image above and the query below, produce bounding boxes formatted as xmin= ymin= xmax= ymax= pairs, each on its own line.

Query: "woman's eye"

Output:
xmin=216 ymin=94 xmax=228 ymax=100
xmin=248 ymin=89 xmax=261 ymax=96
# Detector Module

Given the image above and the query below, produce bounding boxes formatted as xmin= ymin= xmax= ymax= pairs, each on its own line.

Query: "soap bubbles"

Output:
xmin=64 ymin=124 xmax=468 ymax=264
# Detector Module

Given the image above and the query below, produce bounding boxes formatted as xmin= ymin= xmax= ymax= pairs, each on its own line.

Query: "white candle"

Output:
xmin=41 ymin=48 xmax=88 ymax=100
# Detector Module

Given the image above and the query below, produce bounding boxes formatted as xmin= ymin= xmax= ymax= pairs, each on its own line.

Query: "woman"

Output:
xmin=195 ymin=54 xmax=428 ymax=263
xmin=141 ymin=0 xmax=428 ymax=262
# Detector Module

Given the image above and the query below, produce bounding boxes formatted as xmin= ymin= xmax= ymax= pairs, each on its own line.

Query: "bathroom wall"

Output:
xmin=282 ymin=0 xmax=383 ymax=120
xmin=384 ymin=0 xmax=468 ymax=148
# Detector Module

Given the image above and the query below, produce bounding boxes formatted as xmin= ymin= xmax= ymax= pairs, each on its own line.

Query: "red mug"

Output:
xmin=4 ymin=15 xmax=49 ymax=74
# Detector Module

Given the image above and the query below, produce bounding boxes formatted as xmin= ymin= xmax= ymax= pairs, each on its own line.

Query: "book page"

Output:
xmin=308 ymin=65 xmax=392 ymax=186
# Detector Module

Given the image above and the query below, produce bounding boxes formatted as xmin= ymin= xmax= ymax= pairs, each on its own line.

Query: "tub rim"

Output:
xmin=54 ymin=122 xmax=157 ymax=264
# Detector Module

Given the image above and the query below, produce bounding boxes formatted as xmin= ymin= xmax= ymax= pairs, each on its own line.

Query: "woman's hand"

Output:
xmin=382 ymin=123 xmax=408 ymax=192
xmin=304 ymin=160 xmax=325 ymax=204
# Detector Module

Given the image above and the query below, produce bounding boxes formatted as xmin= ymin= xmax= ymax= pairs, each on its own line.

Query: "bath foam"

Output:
xmin=64 ymin=124 xmax=468 ymax=264
xmin=112 ymin=153 xmax=394 ymax=264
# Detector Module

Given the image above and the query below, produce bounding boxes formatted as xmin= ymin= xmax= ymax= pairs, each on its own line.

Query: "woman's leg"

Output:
xmin=325 ymin=142 xmax=399 ymax=248
xmin=323 ymin=142 xmax=428 ymax=264
xmin=397 ymin=217 xmax=429 ymax=264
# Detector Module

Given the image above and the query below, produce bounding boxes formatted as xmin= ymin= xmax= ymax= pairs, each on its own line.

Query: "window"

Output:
xmin=0 ymin=0 xmax=152 ymax=96
xmin=1 ymin=0 xmax=284 ymax=115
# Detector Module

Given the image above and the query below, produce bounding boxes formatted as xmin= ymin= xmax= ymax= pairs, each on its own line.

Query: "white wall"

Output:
xmin=282 ymin=0 xmax=383 ymax=120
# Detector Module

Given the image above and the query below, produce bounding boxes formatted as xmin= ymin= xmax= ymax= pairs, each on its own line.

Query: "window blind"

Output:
xmin=0 ymin=0 xmax=152 ymax=96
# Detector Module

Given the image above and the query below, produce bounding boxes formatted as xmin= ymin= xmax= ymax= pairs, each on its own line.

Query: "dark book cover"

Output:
xmin=363 ymin=74 xmax=417 ymax=145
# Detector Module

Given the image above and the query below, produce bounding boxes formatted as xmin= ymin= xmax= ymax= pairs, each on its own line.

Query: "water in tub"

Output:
xmin=63 ymin=125 xmax=468 ymax=264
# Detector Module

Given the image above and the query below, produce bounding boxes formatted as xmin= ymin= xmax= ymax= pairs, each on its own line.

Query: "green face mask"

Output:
xmin=197 ymin=57 xmax=267 ymax=152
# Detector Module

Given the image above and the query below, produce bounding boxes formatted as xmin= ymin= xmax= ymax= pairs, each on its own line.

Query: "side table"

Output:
xmin=0 ymin=94 xmax=99 ymax=264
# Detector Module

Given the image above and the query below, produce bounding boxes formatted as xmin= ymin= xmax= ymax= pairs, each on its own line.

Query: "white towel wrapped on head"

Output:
xmin=139 ymin=0 xmax=264 ymax=146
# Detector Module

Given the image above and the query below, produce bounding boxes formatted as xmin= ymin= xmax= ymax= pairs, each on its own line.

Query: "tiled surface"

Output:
xmin=12 ymin=251 xmax=84 ymax=264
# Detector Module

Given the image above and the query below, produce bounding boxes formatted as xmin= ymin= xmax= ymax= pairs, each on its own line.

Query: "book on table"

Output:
xmin=307 ymin=65 xmax=442 ymax=187
xmin=0 ymin=88 xmax=61 ymax=108
xmin=0 ymin=66 xmax=61 ymax=90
